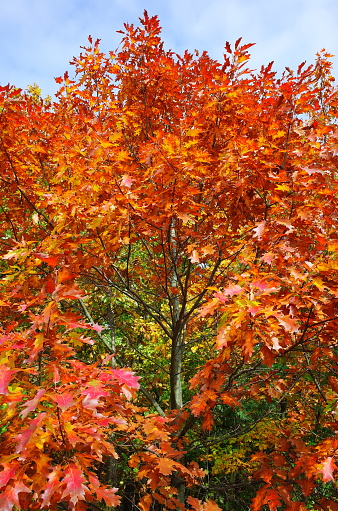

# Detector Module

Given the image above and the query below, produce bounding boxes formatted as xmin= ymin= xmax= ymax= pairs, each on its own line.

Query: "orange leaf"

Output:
xmin=34 ymin=253 xmax=59 ymax=267
xmin=277 ymin=315 xmax=299 ymax=333
xmin=328 ymin=376 xmax=338 ymax=394
xmin=204 ymin=499 xmax=222 ymax=511
xmin=139 ymin=494 xmax=152 ymax=511
xmin=220 ymin=392 xmax=241 ymax=408
xmin=156 ymin=457 xmax=177 ymax=476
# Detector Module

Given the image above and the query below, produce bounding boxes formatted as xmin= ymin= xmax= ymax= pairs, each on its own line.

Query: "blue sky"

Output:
xmin=1 ymin=0 xmax=338 ymax=98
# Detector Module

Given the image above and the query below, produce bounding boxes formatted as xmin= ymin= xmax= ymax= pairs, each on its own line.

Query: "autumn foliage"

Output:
xmin=1 ymin=11 xmax=338 ymax=511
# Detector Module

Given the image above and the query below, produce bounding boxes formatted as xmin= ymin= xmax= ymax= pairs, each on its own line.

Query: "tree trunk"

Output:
xmin=169 ymin=219 xmax=186 ymax=506
xmin=169 ymin=218 xmax=184 ymax=411
xmin=170 ymin=328 xmax=184 ymax=410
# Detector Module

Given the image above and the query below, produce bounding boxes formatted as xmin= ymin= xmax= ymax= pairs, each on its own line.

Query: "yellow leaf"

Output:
xmin=272 ymin=130 xmax=286 ymax=139
xmin=109 ymin=132 xmax=123 ymax=142
xmin=100 ymin=141 xmax=113 ymax=148
xmin=89 ymin=217 xmax=104 ymax=229
xmin=186 ymin=129 xmax=200 ymax=137
xmin=328 ymin=240 xmax=338 ymax=251
xmin=276 ymin=184 xmax=290 ymax=192
xmin=35 ymin=429 xmax=51 ymax=450
xmin=312 ymin=277 xmax=326 ymax=290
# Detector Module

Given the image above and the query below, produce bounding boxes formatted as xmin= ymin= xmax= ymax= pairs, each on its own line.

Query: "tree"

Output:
xmin=0 ymin=11 xmax=338 ymax=511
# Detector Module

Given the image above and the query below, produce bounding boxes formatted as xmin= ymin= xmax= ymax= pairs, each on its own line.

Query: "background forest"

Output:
xmin=0 ymin=12 xmax=338 ymax=511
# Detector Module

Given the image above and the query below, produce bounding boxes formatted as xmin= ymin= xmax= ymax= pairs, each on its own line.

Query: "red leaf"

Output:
xmin=63 ymin=422 xmax=83 ymax=446
xmin=45 ymin=275 xmax=55 ymax=294
xmin=251 ymin=279 xmax=271 ymax=291
xmin=50 ymin=391 xmax=77 ymax=412
xmin=224 ymin=41 xmax=232 ymax=54
xmin=56 ymin=284 xmax=84 ymax=300
xmin=81 ymin=381 xmax=108 ymax=410
xmin=90 ymin=322 xmax=104 ymax=332
xmin=20 ymin=388 xmax=45 ymax=419
xmin=0 ymin=366 xmax=18 ymax=395
xmin=61 ymin=464 xmax=88 ymax=506
xmin=0 ymin=481 xmax=31 ymax=511
xmin=248 ymin=305 xmax=261 ymax=317
xmin=41 ymin=467 xmax=62 ymax=507
xmin=298 ymin=478 xmax=315 ymax=497
xmin=111 ymin=368 xmax=140 ymax=389
xmin=251 ymin=486 xmax=281 ymax=511
xmin=52 ymin=364 xmax=60 ymax=384
xmin=235 ymin=37 xmax=242 ymax=49
xmin=0 ymin=463 xmax=19 ymax=489
xmin=240 ymin=42 xmax=255 ymax=52
xmin=15 ymin=413 xmax=46 ymax=453
xmin=187 ymin=496 xmax=221 ymax=511
xmin=271 ymin=337 xmax=282 ymax=352
xmin=213 ymin=292 xmax=229 ymax=304
xmin=220 ymin=284 xmax=243 ymax=297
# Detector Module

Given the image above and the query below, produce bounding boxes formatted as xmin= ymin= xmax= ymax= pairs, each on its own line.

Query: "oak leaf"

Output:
xmin=50 ymin=391 xmax=77 ymax=412
xmin=111 ymin=368 xmax=140 ymax=388
xmin=0 ymin=366 xmax=18 ymax=395
xmin=15 ymin=413 xmax=46 ymax=453
xmin=277 ymin=315 xmax=299 ymax=333
xmin=321 ymin=457 xmax=337 ymax=482
xmin=121 ymin=174 xmax=133 ymax=187
xmin=221 ymin=284 xmax=243 ymax=297
xmin=139 ymin=494 xmax=152 ymax=511
xmin=156 ymin=457 xmax=177 ymax=476
xmin=0 ymin=481 xmax=31 ymax=511
xmin=41 ymin=468 xmax=62 ymax=507
xmin=95 ymin=486 xmax=121 ymax=507
xmin=253 ymin=221 xmax=266 ymax=240
xmin=0 ymin=463 xmax=19 ymax=489
xmin=61 ymin=464 xmax=88 ymax=505
xmin=34 ymin=253 xmax=60 ymax=267
xmin=328 ymin=376 xmax=338 ymax=394
xmin=204 ymin=500 xmax=222 ymax=511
